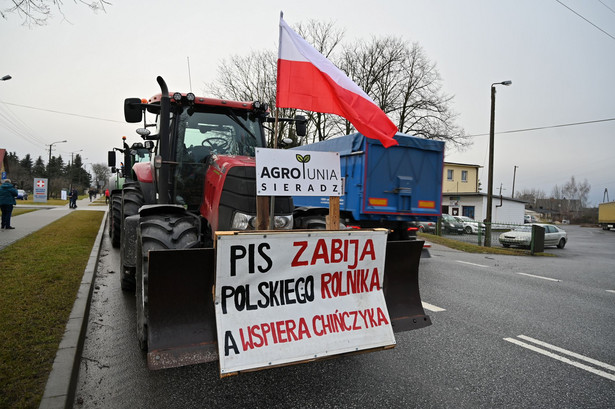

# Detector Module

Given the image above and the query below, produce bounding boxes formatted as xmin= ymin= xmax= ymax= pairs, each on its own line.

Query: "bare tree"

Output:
xmin=204 ymin=19 xmax=467 ymax=149
xmin=517 ymin=188 xmax=546 ymax=207
xmin=1 ymin=0 xmax=110 ymax=26
xmin=91 ymin=163 xmax=110 ymax=189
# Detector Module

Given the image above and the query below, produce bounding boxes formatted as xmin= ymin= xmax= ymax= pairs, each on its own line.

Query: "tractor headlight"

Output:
xmin=274 ymin=215 xmax=293 ymax=230
xmin=231 ymin=212 xmax=293 ymax=230
xmin=231 ymin=212 xmax=253 ymax=230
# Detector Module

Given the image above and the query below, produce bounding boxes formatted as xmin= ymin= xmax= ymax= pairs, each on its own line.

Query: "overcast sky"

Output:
xmin=1 ymin=0 xmax=614 ymax=206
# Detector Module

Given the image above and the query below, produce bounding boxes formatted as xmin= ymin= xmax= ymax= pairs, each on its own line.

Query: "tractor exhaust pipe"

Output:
xmin=157 ymin=76 xmax=171 ymax=204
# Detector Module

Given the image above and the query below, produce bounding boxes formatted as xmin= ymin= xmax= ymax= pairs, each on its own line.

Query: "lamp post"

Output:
xmin=47 ymin=140 xmax=67 ymax=163
xmin=485 ymin=80 xmax=512 ymax=247
xmin=511 ymin=165 xmax=518 ymax=199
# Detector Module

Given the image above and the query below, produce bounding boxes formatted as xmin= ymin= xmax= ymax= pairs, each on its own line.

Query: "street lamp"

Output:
xmin=47 ymin=140 xmax=67 ymax=163
xmin=1 ymin=75 xmax=11 ymax=81
xmin=485 ymin=80 xmax=512 ymax=247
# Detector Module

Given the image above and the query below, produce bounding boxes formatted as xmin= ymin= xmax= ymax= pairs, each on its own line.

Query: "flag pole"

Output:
xmin=267 ymin=11 xmax=284 ymax=230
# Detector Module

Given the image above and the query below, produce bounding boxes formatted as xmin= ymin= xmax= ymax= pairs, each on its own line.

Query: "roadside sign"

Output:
xmin=33 ymin=178 xmax=48 ymax=202
xmin=255 ymin=148 xmax=341 ymax=197
xmin=214 ymin=229 xmax=394 ymax=374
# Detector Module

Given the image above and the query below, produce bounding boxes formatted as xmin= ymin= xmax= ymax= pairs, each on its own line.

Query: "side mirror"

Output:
xmin=144 ymin=140 xmax=155 ymax=151
xmin=295 ymin=115 xmax=307 ymax=137
xmin=124 ymin=98 xmax=143 ymax=123
xmin=108 ymin=151 xmax=116 ymax=167
xmin=111 ymin=166 xmax=117 ymax=174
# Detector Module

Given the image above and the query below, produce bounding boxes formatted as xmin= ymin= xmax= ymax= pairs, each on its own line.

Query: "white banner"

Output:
xmin=215 ymin=229 xmax=395 ymax=374
xmin=255 ymin=148 xmax=342 ymax=197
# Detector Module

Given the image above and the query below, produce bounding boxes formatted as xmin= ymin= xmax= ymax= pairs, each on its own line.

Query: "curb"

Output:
xmin=38 ymin=211 xmax=108 ymax=409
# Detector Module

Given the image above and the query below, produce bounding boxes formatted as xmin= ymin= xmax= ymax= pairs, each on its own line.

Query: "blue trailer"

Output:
xmin=292 ymin=132 xmax=444 ymax=239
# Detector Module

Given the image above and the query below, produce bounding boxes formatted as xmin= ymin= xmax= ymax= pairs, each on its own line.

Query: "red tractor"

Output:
xmin=119 ymin=77 xmax=429 ymax=370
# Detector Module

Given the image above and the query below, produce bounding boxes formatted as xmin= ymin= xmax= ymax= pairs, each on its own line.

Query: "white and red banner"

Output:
xmin=276 ymin=15 xmax=398 ymax=148
xmin=214 ymin=229 xmax=395 ymax=374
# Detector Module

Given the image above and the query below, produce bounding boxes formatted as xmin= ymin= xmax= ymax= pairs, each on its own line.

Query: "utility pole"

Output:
xmin=485 ymin=80 xmax=512 ymax=247
xmin=512 ymin=165 xmax=518 ymax=198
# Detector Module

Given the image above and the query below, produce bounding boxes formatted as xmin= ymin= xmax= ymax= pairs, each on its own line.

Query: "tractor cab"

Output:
xmin=170 ymin=104 xmax=268 ymax=211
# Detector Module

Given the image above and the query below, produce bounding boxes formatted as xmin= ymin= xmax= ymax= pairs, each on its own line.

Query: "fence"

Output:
xmin=436 ymin=221 xmax=524 ymax=247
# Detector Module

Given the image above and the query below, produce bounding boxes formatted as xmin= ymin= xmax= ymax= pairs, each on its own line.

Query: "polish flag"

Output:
xmin=276 ymin=16 xmax=398 ymax=148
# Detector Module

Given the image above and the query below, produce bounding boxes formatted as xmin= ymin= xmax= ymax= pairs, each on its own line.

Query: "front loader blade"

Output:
xmin=146 ymin=248 xmax=217 ymax=370
xmin=383 ymin=240 xmax=432 ymax=331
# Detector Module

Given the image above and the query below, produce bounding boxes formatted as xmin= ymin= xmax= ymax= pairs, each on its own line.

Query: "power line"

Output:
xmin=0 ymin=100 xmax=124 ymax=124
xmin=598 ymin=0 xmax=615 ymax=15
xmin=467 ymin=117 xmax=615 ymax=137
xmin=555 ymin=0 xmax=615 ymax=41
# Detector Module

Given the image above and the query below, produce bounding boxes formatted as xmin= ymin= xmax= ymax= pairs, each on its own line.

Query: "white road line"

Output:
xmin=504 ymin=337 xmax=615 ymax=382
xmin=421 ymin=302 xmax=446 ymax=312
xmin=607 ymin=290 xmax=615 ymax=294
xmin=456 ymin=260 xmax=489 ymax=268
xmin=517 ymin=272 xmax=561 ymax=282
xmin=518 ymin=335 xmax=615 ymax=372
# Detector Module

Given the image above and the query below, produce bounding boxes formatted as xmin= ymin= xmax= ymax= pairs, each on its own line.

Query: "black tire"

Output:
xmin=111 ymin=195 xmax=122 ymax=248
xmin=119 ymin=186 xmax=144 ymax=292
xmin=557 ymin=238 xmax=566 ymax=249
xmin=135 ymin=212 xmax=201 ymax=351
xmin=502 ymin=244 xmax=510 ymax=248
xmin=464 ymin=226 xmax=472 ymax=234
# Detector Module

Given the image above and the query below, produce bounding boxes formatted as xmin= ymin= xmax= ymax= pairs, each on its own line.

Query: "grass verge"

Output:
xmin=419 ymin=232 xmax=554 ymax=256
xmin=0 ymin=210 xmax=104 ymax=409
xmin=12 ymin=208 xmax=38 ymax=217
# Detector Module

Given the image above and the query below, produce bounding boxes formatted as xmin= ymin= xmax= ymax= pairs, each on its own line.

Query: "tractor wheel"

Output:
xmin=135 ymin=212 xmax=201 ymax=351
xmin=119 ymin=186 xmax=144 ymax=292
xmin=111 ymin=195 xmax=122 ymax=248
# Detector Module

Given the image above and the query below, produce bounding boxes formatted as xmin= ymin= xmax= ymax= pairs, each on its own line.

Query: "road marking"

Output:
xmin=504 ymin=336 xmax=615 ymax=382
xmin=516 ymin=272 xmax=561 ymax=282
xmin=421 ymin=302 xmax=446 ymax=312
xmin=607 ymin=290 xmax=615 ymax=294
xmin=456 ymin=260 xmax=489 ymax=268
xmin=517 ymin=335 xmax=615 ymax=372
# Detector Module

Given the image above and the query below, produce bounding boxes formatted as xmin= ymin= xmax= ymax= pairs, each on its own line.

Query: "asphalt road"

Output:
xmin=74 ymin=225 xmax=615 ymax=408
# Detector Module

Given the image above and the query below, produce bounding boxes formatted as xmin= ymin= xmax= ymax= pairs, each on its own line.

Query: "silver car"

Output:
xmin=454 ymin=215 xmax=484 ymax=234
xmin=498 ymin=223 xmax=567 ymax=249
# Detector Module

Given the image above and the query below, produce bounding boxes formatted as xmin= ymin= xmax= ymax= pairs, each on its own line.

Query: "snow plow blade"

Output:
xmin=146 ymin=248 xmax=217 ymax=370
xmin=383 ymin=240 xmax=432 ymax=332
xmin=145 ymin=239 xmax=430 ymax=370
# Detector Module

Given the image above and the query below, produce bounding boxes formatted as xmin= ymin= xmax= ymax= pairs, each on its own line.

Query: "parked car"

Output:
xmin=498 ymin=223 xmax=567 ymax=249
xmin=524 ymin=214 xmax=537 ymax=223
xmin=441 ymin=214 xmax=464 ymax=234
xmin=416 ymin=220 xmax=436 ymax=233
xmin=17 ymin=189 xmax=28 ymax=200
xmin=454 ymin=215 xmax=485 ymax=234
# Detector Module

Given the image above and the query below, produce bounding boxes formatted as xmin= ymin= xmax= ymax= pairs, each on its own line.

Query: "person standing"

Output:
xmin=0 ymin=179 xmax=18 ymax=229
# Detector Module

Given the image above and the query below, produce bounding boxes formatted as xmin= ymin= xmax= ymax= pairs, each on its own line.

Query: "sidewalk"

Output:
xmin=0 ymin=197 xmax=107 ymax=251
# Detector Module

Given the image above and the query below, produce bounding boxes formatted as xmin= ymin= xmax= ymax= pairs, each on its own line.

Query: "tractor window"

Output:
xmin=172 ymin=107 xmax=264 ymax=210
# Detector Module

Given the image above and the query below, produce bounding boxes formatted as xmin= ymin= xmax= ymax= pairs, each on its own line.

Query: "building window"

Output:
xmin=447 ymin=169 xmax=454 ymax=181
xmin=461 ymin=170 xmax=468 ymax=182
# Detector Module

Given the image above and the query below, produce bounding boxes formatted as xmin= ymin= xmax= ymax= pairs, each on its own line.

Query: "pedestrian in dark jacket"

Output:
xmin=0 ymin=179 xmax=18 ymax=229
xmin=69 ymin=188 xmax=79 ymax=209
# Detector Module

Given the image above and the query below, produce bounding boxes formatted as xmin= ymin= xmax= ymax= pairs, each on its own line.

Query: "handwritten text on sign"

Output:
xmin=214 ymin=230 xmax=395 ymax=374
xmin=255 ymin=148 xmax=342 ymax=197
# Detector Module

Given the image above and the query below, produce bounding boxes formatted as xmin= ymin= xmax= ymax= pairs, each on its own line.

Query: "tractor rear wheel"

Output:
xmin=111 ymin=195 xmax=122 ymax=248
xmin=119 ymin=186 xmax=144 ymax=292
xmin=135 ymin=212 xmax=201 ymax=351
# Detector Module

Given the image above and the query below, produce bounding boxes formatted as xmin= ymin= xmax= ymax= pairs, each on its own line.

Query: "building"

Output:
xmin=0 ymin=148 xmax=9 ymax=181
xmin=441 ymin=162 xmax=526 ymax=224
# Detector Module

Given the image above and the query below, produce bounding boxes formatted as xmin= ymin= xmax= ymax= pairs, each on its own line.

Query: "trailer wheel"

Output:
xmin=111 ymin=195 xmax=122 ymax=248
xmin=119 ymin=186 xmax=144 ymax=292
xmin=135 ymin=212 xmax=201 ymax=351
